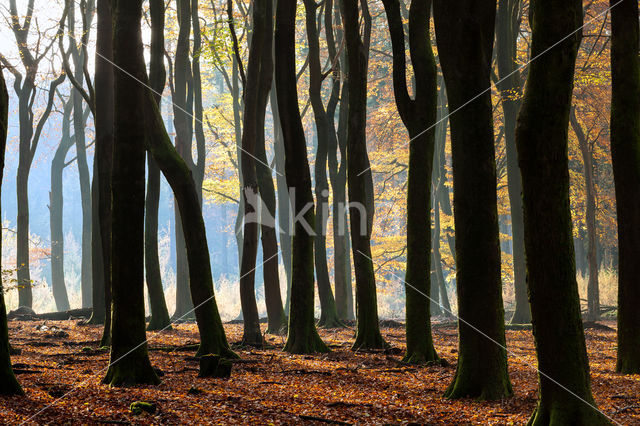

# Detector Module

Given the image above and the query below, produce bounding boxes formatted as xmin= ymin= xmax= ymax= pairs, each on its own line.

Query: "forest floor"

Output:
xmin=0 ymin=318 xmax=638 ymax=425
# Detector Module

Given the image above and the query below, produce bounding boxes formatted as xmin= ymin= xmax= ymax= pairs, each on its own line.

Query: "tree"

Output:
xmin=610 ymin=0 xmax=640 ymax=375
xmin=238 ymin=0 xmax=270 ymax=347
xmin=94 ymin=0 xmax=114 ymax=347
xmin=145 ymin=0 xmax=172 ymax=332
xmin=342 ymin=0 xmax=387 ymax=351
xmin=433 ymin=0 xmax=512 ymax=399
xmin=103 ymin=0 xmax=159 ymax=386
xmin=495 ymin=0 xmax=529 ymax=324
xmin=304 ymin=0 xmax=342 ymax=328
xmin=0 ymin=66 xmax=23 ymax=396
xmin=381 ymin=0 xmax=438 ymax=363
xmin=0 ymin=0 xmax=60 ymax=308
xmin=275 ymin=0 xmax=328 ymax=354
xmin=515 ymin=0 xmax=609 ymax=422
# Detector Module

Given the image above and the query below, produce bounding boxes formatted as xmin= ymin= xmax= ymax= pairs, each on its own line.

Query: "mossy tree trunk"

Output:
xmin=495 ymin=0 xmax=530 ymax=325
xmin=103 ymin=0 xmax=159 ymax=386
xmin=275 ymin=0 xmax=328 ymax=354
xmin=0 ymin=65 xmax=23 ymax=396
xmin=433 ymin=0 xmax=512 ymax=400
xmin=95 ymin=0 xmax=113 ymax=348
xmin=610 ymin=0 xmax=640 ymax=375
xmin=144 ymin=0 xmax=171 ymax=332
xmin=304 ymin=0 xmax=342 ymax=329
xmin=382 ymin=0 xmax=438 ymax=364
xmin=341 ymin=0 xmax=387 ymax=351
xmin=515 ymin=0 xmax=609 ymax=423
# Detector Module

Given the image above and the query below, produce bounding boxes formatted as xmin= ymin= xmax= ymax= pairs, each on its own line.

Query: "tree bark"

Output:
xmin=610 ymin=0 xmax=640 ymax=375
xmin=0 ymin=65 xmax=23 ymax=395
xmin=515 ymin=0 xmax=609 ymax=422
xmin=145 ymin=0 xmax=172 ymax=332
xmin=495 ymin=0 xmax=529 ymax=324
xmin=433 ymin=0 xmax=511 ymax=400
xmin=382 ymin=0 xmax=438 ymax=364
xmin=275 ymin=0 xmax=328 ymax=354
xmin=103 ymin=0 xmax=159 ymax=386
xmin=341 ymin=0 xmax=387 ymax=350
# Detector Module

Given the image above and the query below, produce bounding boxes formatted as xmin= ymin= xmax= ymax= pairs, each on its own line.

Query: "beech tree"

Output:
xmin=275 ymin=0 xmax=328 ymax=354
xmin=0 ymin=66 xmax=23 ymax=396
xmin=433 ymin=0 xmax=512 ymax=399
xmin=103 ymin=0 xmax=159 ymax=386
xmin=381 ymin=0 xmax=438 ymax=363
xmin=515 ymin=0 xmax=609 ymax=422
xmin=610 ymin=0 xmax=640 ymax=375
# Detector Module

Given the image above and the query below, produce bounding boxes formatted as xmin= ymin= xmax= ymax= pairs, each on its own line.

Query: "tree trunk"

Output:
xmin=341 ymin=0 xmax=387 ymax=351
xmin=515 ymin=0 xmax=609 ymax=422
xmin=610 ymin=0 xmax=640 ymax=375
xmin=103 ymin=0 xmax=159 ymax=386
xmin=382 ymin=0 xmax=438 ymax=363
xmin=89 ymin=159 xmax=106 ymax=324
xmin=0 ymin=65 xmax=23 ymax=395
xmin=304 ymin=0 xmax=342 ymax=328
xmin=570 ymin=109 xmax=599 ymax=322
xmin=495 ymin=0 xmax=529 ymax=325
xmin=255 ymin=3 xmax=287 ymax=335
xmin=50 ymin=99 xmax=73 ymax=312
xmin=433 ymin=0 xmax=512 ymax=400
xmin=275 ymin=0 xmax=328 ymax=354
xmin=95 ymin=0 xmax=114 ymax=348
xmin=145 ymin=0 xmax=171 ymax=332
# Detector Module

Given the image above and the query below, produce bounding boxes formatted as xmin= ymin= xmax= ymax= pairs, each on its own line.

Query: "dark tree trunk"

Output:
xmin=610 ymin=0 xmax=640 ymax=375
xmin=304 ymin=0 xmax=342 ymax=328
xmin=341 ymin=0 xmax=386 ymax=351
xmin=570 ymin=109 xmax=599 ymax=322
xmin=275 ymin=0 xmax=328 ymax=354
xmin=515 ymin=0 xmax=608 ymax=423
xmin=89 ymin=159 xmax=106 ymax=324
xmin=95 ymin=0 xmax=114 ymax=348
xmin=496 ymin=0 xmax=529 ymax=325
xmin=103 ymin=0 xmax=159 ymax=386
xmin=382 ymin=0 xmax=438 ymax=364
xmin=0 ymin=66 xmax=23 ymax=395
xmin=255 ymin=2 xmax=287 ymax=335
xmin=50 ymin=99 xmax=73 ymax=312
xmin=172 ymin=0 xmax=195 ymax=320
xmin=433 ymin=0 xmax=512 ymax=400
xmin=239 ymin=0 xmax=270 ymax=348
xmin=145 ymin=0 xmax=171 ymax=332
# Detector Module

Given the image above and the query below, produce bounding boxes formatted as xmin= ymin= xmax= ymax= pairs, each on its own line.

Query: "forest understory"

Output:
xmin=0 ymin=319 xmax=637 ymax=425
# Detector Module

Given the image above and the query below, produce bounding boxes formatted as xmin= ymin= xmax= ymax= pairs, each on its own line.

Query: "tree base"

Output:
xmin=284 ymin=331 xmax=329 ymax=354
xmin=199 ymin=354 xmax=232 ymax=378
xmin=147 ymin=317 xmax=172 ymax=332
xmin=102 ymin=354 xmax=160 ymax=387
xmin=510 ymin=309 xmax=532 ymax=325
xmin=195 ymin=343 xmax=238 ymax=360
xmin=402 ymin=349 xmax=439 ymax=365
xmin=527 ymin=401 xmax=611 ymax=425
xmin=317 ymin=314 xmax=346 ymax=329
xmin=241 ymin=330 xmax=264 ymax=348
xmin=266 ymin=322 xmax=288 ymax=336
xmin=617 ymin=357 xmax=640 ymax=375
xmin=0 ymin=368 xmax=23 ymax=396
xmin=444 ymin=371 xmax=512 ymax=400
xmin=352 ymin=329 xmax=388 ymax=351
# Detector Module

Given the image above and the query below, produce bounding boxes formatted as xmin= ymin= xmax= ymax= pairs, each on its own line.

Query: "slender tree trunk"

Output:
xmin=515 ymin=0 xmax=608 ymax=422
xmin=433 ymin=0 xmax=511 ymax=400
xmin=145 ymin=0 xmax=171 ymax=331
xmin=304 ymin=0 xmax=342 ymax=328
xmin=255 ymin=3 xmax=287 ymax=335
xmin=275 ymin=0 xmax=328 ymax=354
xmin=342 ymin=0 xmax=386 ymax=350
xmin=382 ymin=0 xmax=438 ymax=363
xmin=0 ymin=66 xmax=23 ymax=395
xmin=496 ymin=0 xmax=529 ymax=324
xmin=570 ymin=109 xmax=599 ymax=322
xmin=611 ymin=0 xmax=640 ymax=375
xmin=103 ymin=0 xmax=159 ymax=386
xmin=89 ymin=159 xmax=106 ymax=324
xmin=50 ymin=100 xmax=73 ymax=312
xmin=95 ymin=0 xmax=113 ymax=348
